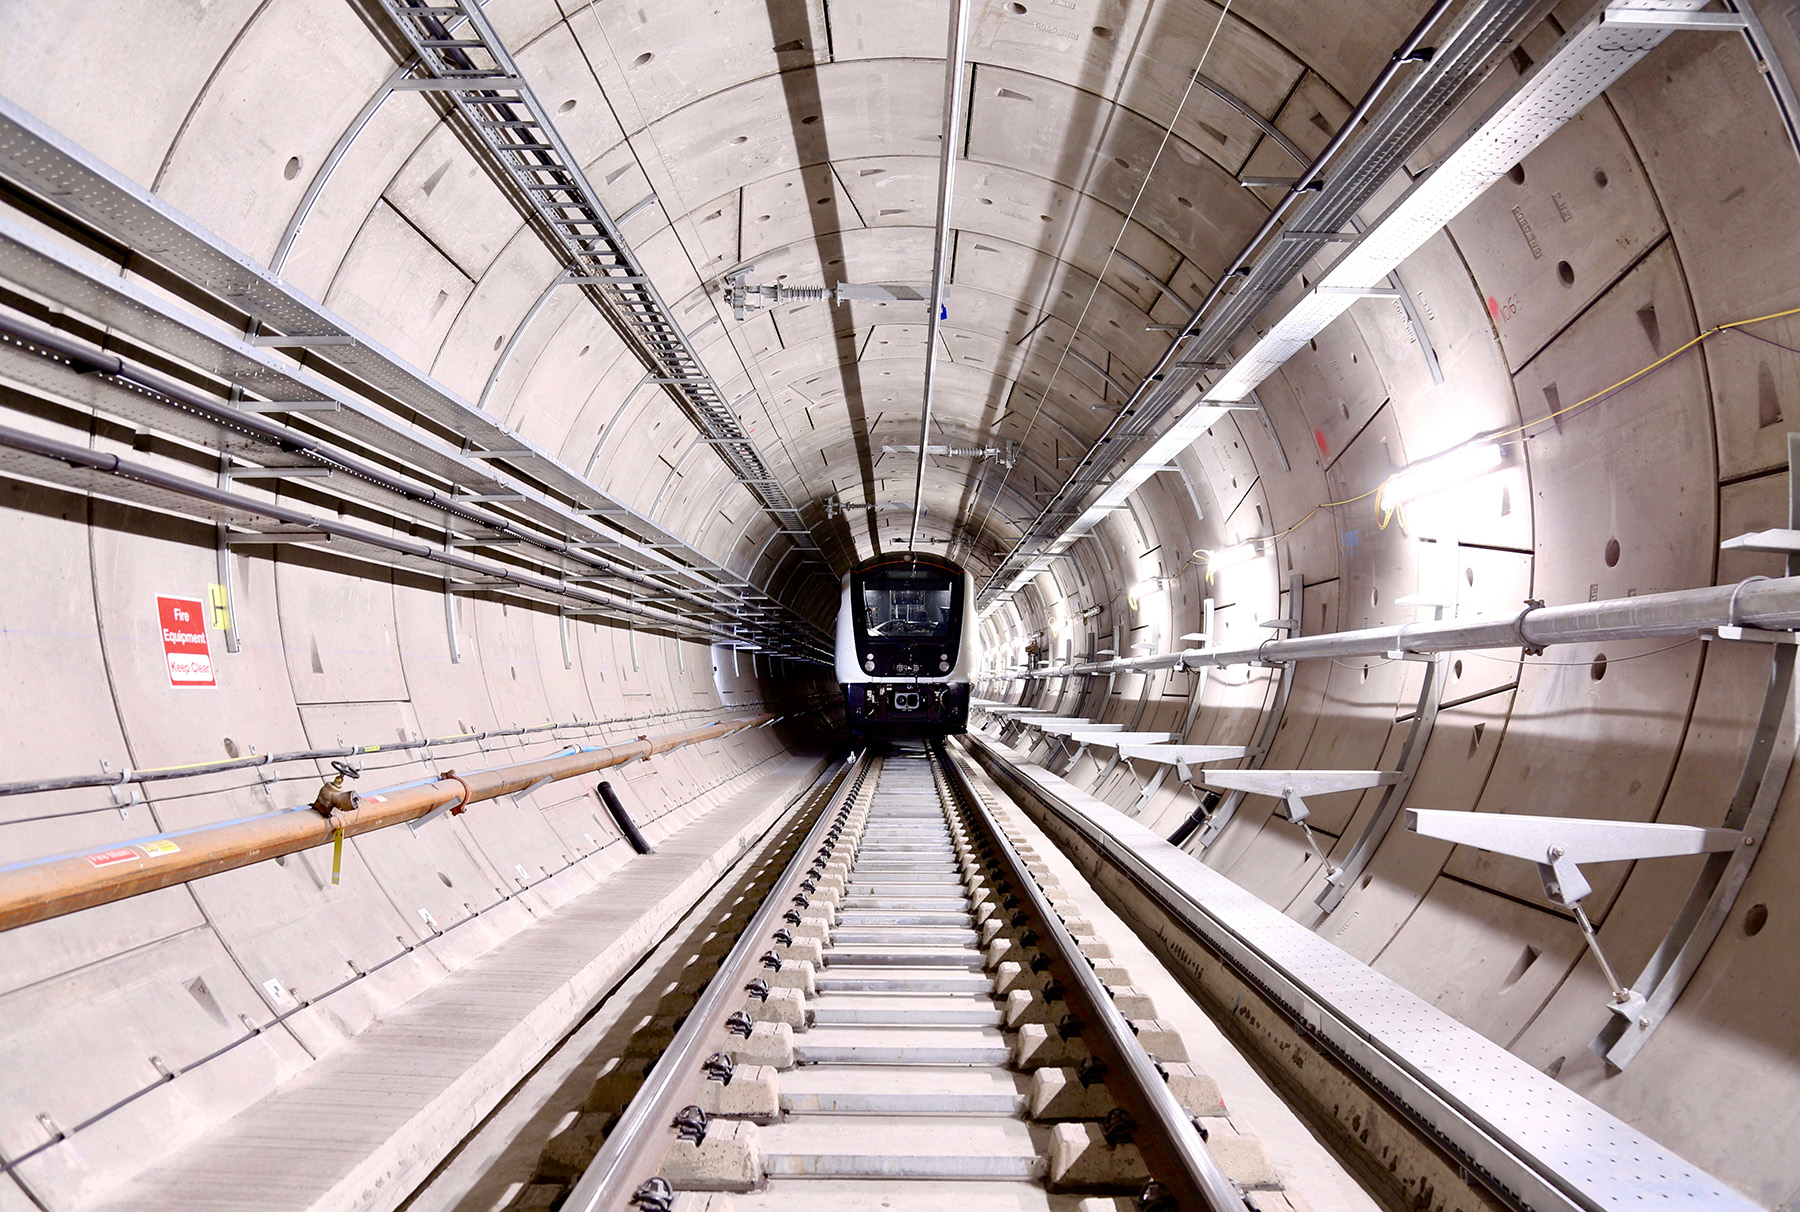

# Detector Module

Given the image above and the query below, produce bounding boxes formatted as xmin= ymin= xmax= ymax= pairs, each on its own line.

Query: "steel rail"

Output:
xmin=564 ymin=749 xmax=871 ymax=1209
xmin=982 ymin=575 xmax=1800 ymax=681
xmin=908 ymin=0 xmax=972 ymax=551
xmin=958 ymin=732 xmax=1757 ymax=1212
xmin=0 ymin=714 xmax=779 ymax=933
xmin=935 ymin=742 xmax=1243 ymax=1212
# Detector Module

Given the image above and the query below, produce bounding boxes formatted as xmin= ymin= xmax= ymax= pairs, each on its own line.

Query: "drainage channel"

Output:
xmin=559 ymin=741 xmax=1253 ymax=1212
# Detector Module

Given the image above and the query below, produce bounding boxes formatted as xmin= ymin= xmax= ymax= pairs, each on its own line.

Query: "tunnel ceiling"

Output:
xmin=2 ymin=0 xmax=1447 ymax=599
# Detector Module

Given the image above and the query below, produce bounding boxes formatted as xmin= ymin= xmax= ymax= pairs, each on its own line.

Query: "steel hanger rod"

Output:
xmin=909 ymin=0 xmax=972 ymax=552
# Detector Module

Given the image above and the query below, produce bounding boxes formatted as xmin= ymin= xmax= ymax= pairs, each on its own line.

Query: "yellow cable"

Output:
xmin=1183 ymin=304 xmax=1800 ymax=571
xmin=1490 ymin=303 xmax=1800 ymax=441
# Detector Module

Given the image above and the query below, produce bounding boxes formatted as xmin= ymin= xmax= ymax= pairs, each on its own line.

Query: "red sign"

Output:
xmin=157 ymin=595 xmax=215 ymax=689
xmin=86 ymin=849 xmax=138 ymax=868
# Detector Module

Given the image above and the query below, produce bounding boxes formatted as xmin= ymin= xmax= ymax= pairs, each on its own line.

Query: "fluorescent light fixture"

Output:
xmin=1204 ymin=541 xmax=1261 ymax=573
xmin=1382 ymin=442 xmax=1504 ymax=507
xmin=1130 ymin=579 xmax=1164 ymax=603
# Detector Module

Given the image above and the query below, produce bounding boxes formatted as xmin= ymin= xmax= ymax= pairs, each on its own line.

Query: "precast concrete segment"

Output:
xmin=0 ymin=714 xmax=773 ymax=932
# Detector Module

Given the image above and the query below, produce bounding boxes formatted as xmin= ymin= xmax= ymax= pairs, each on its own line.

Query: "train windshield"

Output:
xmin=861 ymin=566 xmax=957 ymax=638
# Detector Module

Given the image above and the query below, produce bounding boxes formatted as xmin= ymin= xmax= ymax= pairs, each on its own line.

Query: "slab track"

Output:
xmin=544 ymin=742 xmax=1256 ymax=1212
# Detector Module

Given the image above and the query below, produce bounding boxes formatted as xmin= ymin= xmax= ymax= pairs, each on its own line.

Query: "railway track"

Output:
xmin=553 ymin=742 xmax=1256 ymax=1212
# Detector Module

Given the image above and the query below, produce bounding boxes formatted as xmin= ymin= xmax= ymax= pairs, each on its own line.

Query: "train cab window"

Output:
xmin=860 ymin=567 xmax=956 ymax=639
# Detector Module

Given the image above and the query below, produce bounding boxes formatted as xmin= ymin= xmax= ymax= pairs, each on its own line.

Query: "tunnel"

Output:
xmin=0 ymin=0 xmax=1797 ymax=1209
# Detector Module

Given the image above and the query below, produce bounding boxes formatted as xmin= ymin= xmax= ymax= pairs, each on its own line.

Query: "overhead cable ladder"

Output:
xmin=978 ymin=0 xmax=1543 ymax=606
xmin=372 ymin=0 xmax=822 ymax=560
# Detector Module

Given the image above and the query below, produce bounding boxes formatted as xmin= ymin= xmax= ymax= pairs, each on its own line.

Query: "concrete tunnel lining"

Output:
xmin=1 ymin=0 xmax=1799 ymax=1208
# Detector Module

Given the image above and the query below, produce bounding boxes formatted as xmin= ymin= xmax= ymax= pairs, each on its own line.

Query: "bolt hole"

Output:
xmin=633 ymin=52 xmax=654 ymax=67
xmin=493 ymin=335 xmax=505 ymax=351
xmin=732 ymin=135 xmax=748 ymax=144
xmin=1507 ymin=163 xmax=1525 ymax=185
xmin=1009 ymin=1 xmax=1026 ymax=11
xmin=1093 ymin=24 xmax=1113 ymax=37
xmin=1466 ymin=566 xmax=1475 ymax=586
xmin=1177 ymin=196 xmax=1193 ymax=209
xmin=1557 ymin=260 xmax=1575 ymax=287
xmin=578 ymin=344 xmax=590 ymax=357
xmin=438 ymin=871 xmax=454 ymax=887
xmin=1594 ymin=168 xmax=1609 ymax=188
xmin=801 ymin=115 xmax=820 ymax=125
xmin=1453 ymin=659 xmax=1463 ymax=679
xmin=223 ymin=737 xmax=240 ymax=758
xmin=1590 ymin=653 xmax=1607 ymax=681
xmin=1745 ymin=902 xmax=1769 ymax=936
xmin=283 ymin=156 xmax=303 ymax=181
xmin=1371 ymin=587 xmax=1379 ymax=607
xmin=1604 ymin=537 xmax=1621 ymax=567
xmin=558 ymin=98 xmax=578 ymax=113
xmin=1113 ymin=157 xmax=1130 ymax=170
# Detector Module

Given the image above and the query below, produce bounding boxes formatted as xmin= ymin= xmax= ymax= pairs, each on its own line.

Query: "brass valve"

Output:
xmin=311 ymin=760 xmax=360 ymax=817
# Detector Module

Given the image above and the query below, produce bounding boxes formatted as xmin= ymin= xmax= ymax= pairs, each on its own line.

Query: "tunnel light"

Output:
xmin=1381 ymin=442 xmax=1504 ymax=508
xmin=1129 ymin=578 xmax=1166 ymax=611
xmin=1203 ymin=542 xmax=1261 ymax=573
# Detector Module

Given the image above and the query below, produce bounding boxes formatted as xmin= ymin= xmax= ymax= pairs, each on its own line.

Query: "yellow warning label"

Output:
xmin=140 ymin=839 xmax=181 ymax=857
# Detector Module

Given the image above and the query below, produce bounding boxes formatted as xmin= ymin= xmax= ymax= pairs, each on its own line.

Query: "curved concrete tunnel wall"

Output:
xmin=1 ymin=0 xmax=1799 ymax=1209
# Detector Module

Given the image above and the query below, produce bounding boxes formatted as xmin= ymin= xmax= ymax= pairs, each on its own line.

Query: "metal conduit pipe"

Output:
xmin=994 ymin=576 xmax=1800 ymax=679
xmin=597 ymin=780 xmax=655 ymax=855
xmin=0 ymin=698 xmax=821 ymax=798
xmin=0 ymin=713 xmax=775 ymax=933
xmin=0 ymin=419 xmax=766 ymax=647
xmin=0 ymin=311 xmax=749 ymax=625
xmin=978 ymin=0 xmax=1460 ymax=593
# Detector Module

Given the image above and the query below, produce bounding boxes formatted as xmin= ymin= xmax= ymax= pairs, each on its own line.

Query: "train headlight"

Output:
xmin=863 ymin=656 xmax=874 ymax=672
xmin=938 ymin=652 xmax=950 ymax=670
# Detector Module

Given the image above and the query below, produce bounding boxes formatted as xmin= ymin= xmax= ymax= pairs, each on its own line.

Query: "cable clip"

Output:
xmin=702 ymin=1052 xmax=735 ymax=1085
xmin=630 ymin=1177 xmax=675 ymax=1212
xmin=672 ymin=1104 xmax=708 ymax=1144
xmin=1102 ymin=1108 xmax=1138 ymax=1145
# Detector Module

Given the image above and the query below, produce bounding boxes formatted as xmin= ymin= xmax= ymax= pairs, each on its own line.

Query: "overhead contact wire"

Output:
xmin=961 ymin=0 xmax=1237 ymax=567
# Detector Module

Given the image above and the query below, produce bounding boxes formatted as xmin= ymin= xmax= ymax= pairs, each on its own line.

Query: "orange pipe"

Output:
xmin=0 ymin=714 xmax=776 ymax=932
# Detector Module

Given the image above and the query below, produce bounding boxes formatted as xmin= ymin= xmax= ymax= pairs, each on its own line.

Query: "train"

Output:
xmin=835 ymin=552 xmax=979 ymax=738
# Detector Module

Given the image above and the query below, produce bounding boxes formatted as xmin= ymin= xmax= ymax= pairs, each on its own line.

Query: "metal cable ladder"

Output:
xmin=978 ymin=0 xmax=1542 ymax=604
xmin=373 ymin=0 xmax=822 ymax=558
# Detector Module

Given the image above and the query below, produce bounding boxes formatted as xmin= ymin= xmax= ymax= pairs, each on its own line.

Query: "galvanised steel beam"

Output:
xmin=977 ymin=0 xmax=1544 ymax=606
xmin=371 ymin=0 xmax=824 ymax=560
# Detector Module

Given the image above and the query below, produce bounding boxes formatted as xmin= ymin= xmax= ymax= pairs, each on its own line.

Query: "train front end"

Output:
xmin=836 ymin=554 xmax=978 ymax=739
